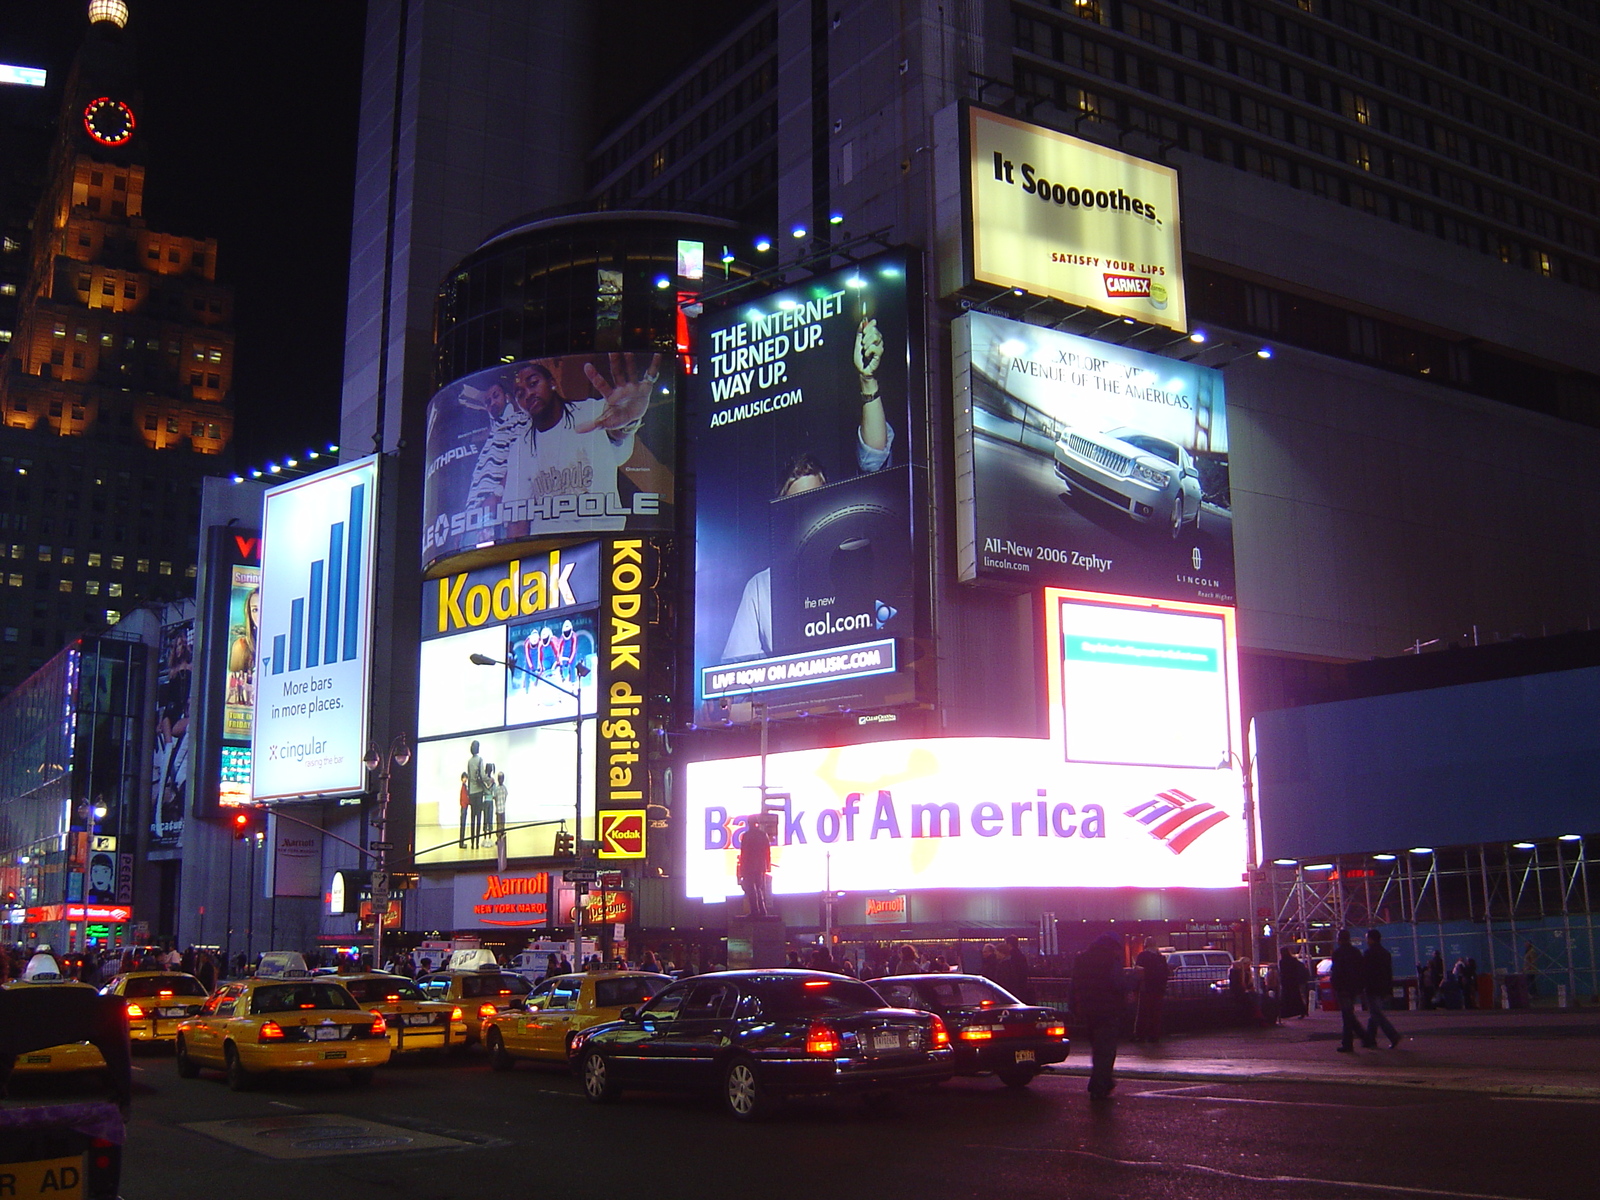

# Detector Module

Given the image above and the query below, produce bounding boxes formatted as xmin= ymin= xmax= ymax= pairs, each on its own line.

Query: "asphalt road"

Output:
xmin=9 ymin=1048 xmax=1593 ymax=1200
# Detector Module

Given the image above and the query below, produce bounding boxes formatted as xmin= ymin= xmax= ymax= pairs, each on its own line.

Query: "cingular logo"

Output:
xmin=805 ymin=610 xmax=873 ymax=638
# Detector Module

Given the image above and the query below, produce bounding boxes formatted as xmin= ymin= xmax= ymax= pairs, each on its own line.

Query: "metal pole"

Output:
xmin=372 ymin=761 xmax=389 ymax=973
xmin=576 ymin=684 xmax=584 ymax=965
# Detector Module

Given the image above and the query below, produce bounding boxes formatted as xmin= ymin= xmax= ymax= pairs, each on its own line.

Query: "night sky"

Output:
xmin=1 ymin=0 xmax=760 ymax=468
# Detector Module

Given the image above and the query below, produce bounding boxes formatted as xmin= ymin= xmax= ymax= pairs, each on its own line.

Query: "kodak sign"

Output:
xmin=422 ymin=542 xmax=600 ymax=639
xmin=596 ymin=540 xmax=651 ymax=858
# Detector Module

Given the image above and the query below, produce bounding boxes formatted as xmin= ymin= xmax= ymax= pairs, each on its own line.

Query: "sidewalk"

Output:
xmin=1051 ymin=1004 xmax=1600 ymax=1097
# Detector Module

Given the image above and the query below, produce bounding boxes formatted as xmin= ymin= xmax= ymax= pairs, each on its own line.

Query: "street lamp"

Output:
xmin=362 ymin=733 xmax=411 ymax=972
xmin=470 ymin=652 xmax=591 ymax=959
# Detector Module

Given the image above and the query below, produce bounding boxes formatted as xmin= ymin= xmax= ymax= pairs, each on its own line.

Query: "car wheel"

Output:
xmin=580 ymin=1050 xmax=619 ymax=1104
xmin=997 ymin=1065 xmax=1040 ymax=1088
xmin=174 ymin=1037 xmax=199 ymax=1079
xmin=723 ymin=1055 xmax=777 ymax=1121
xmin=486 ymin=1029 xmax=514 ymax=1072
xmin=223 ymin=1044 xmax=252 ymax=1092
xmin=348 ymin=1068 xmax=375 ymax=1087
xmin=1170 ymin=495 xmax=1186 ymax=539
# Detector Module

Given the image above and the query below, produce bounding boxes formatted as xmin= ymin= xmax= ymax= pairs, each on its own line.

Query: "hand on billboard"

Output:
xmin=854 ymin=318 xmax=884 ymax=399
xmin=575 ymin=353 xmax=661 ymax=434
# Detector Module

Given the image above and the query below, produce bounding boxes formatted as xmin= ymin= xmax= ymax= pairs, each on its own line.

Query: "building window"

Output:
xmin=102 ymin=279 xmax=115 ymax=296
xmin=53 ymin=323 xmax=66 ymax=338
xmin=74 ymin=327 xmax=87 ymax=343
xmin=191 ymin=422 xmax=204 ymax=437
xmin=77 ymin=275 xmax=90 ymax=291
xmin=135 ymin=559 xmax=148 ymax=573
xmin=36 ymin=546 xmax=50 ymax=563
xmin=207 ymin=348 xmax=222 ymax=363
xmin=146 ymin=246 xmax=158 ymax=260
xmin=189 ymin=373 xmax=201 ymax=387
xmin=58 ymin=579 xmax=72 ymax=593
xmin=123 ymin=282 xmax=136 ymax=299
xmin=9 ymin=546 xmax=19 ymax=559
xmin=2 ymin=627 xmax=14 ymax=640
xmin=71 ymin=352 xmax=84 ymax=369
xmin=107 ymin=583 xmax=122 ymax=597
xmin=110 ymin=555 xmax=123 ymax=570
xmin=204 ymin=423 xmax=218 ymax=439
xmin=49 ymin=401 xmax=63 ymax=418
xmin=112 ymin=174 xmax=126 ymax=192
xmin=165 ymin=418 xmax=178 ymax=434
xmin=167 ymin=249 xmax=180 ymax=263
xmin=84 ymin=580 xmax=99 ymax=595
xmin=5 ymin=576 xmax=17 ymax=588
xmin=185 ymin=563 xmax=197 ymax=578
xmin=158 ymin=561 xmax=171 ymax=575
xmin=71 ymin=406 xmax=84 ymax=420
xmin=143 ymin=414 xmax=157 ymax=431
xmin=206 ymin=374 xmax=219 ymax=388
xmin=90 ymin=172 xmax=103 ymax=186
xmin=87 ymin=552 xmax=101 ymax=567
xmin=60 ymin=548 xmax=75 ymax=565
xmin=208 ymin=300 xmax=222 ymax=313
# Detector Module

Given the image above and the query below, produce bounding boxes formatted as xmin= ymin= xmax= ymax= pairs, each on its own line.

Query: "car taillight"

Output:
xmin=1042 ymin=1022 xmax=1067 ymax=1038
xmin=259 ymin=1021 xmax=285 ymax=1042
xmin=930 ymin=1016 xmax=950 ymax=1048
xmin=479 ymin=1002 xmax=497 ymax=1018
xmin=368 ymin=1014 xmax=387 ymax=1037
xmin=451 ymin=1007 xmax=463 ymax=1021
xmin=805 ymin=1021 xmax=841 ymax=1056
xmin=959 ymin=1025 xmax=994 ymax=1041
xmin=125 ymin=1003 xmax=144 ymax=1019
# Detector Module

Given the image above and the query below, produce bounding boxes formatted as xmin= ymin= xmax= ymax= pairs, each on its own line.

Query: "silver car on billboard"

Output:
xmin=1053 ymin=425 xmax=1202 ymax=538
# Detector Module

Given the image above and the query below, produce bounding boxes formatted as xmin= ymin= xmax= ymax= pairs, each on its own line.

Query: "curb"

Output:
xmin=1043 ymin=1060 xmax=1600 ymax=1099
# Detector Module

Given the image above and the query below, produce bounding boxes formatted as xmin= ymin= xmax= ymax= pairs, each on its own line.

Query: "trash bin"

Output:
xmin=0 ymin=1101 xmax=123 ymax=1200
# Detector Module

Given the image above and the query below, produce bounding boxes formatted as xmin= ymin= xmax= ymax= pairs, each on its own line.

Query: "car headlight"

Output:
xmin=1133 ymin=462 xmax=1171 ymax=487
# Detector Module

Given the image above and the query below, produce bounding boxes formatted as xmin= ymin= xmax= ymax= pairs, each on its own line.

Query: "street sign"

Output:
xmin=371 ymin=841 xmax=394 ymax=852
xmin=562 ymin=868 xmax=598 ymax=883
xmin=598 ymin=872 xmax=627 ymax=889
xmin=371 ymin=872 xmax=389 ymax=893
xmin=597 ymin=810 xmax=646 ymax=859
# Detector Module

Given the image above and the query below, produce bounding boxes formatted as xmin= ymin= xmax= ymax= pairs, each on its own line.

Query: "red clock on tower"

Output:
xmin=83 ymin=97 xmax=135 ymax=146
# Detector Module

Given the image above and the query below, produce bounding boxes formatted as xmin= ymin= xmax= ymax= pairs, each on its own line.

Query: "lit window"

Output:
xmin=58 ymin=579 xmax=72 ymax=593
xmin=0 ymin=283 xmax=14 ymax=296
xmin=87 ymin=552 xmax=101 ymax=567
xmin=5 ymin=575 xmax=18 ymax=588
xmin=85 ymin=580 xmax=99 ymax=595
xmin=135 ymin=559 xmax=148 ymax=573
xmin=9 ymin=546 xmax=20 ymax=559
xmin=100 ymin=332 xmax=113 ymax=346
xmin=53 ymin=324 xmax=66 ymax=339
xmin=104 ymin=609 xmax=120 ymax=623
xmin=208 ymin=348 xmax=222 ymax=363
xmin=191 ymin=422 xmax=204 ymax=437
xmin=108 ymin=583 xmax=122 ymax=597
xmin=36 ymin=546 xmax=50 ymax=563
xmin=158 ymin=561 xmax=171 ymax=575
xmin=165 ymin=418 xmax=178 ymax=433
xmin=74 ymin=327 xmax=87 ymax=342
xmin=60 ymin=548 xmax=75 ymax=565
xmin=0 ymin=331 xmax=10 ymax=344
xmin=185 ymin=563 xmax=196 ymax=578
xmin=192 ymin=349 xmax=204 ymax=360
xmin=110 ymin=555 xmax=123 ymax=570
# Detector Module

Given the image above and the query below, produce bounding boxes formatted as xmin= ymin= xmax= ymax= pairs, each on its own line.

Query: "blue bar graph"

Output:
xmin=265 ymin=477 xmax=368 ymax=677
xmin=288 ymin=598 xmax=304 ymax=671
xmin=324 ymin=523 xmax=343 ymax=665
xmin=343 ymin=483 xmax=364 ymax=660
xmin=306 ymin=560 xmax=324 ymax=669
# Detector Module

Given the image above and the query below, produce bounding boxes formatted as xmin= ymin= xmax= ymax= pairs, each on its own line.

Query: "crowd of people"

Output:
xmin=0 ymin=942 xmax=226 ymax=989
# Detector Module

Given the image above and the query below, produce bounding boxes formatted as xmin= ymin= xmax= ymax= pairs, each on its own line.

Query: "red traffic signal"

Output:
xmin=231 ymin=809 xmax=256 ymax=840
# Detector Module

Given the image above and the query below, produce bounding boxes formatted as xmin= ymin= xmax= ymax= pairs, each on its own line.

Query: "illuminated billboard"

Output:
xmin=149 ymin=618 xmax=192 ymax=848
xmin=421 ymin=352 xmax=676 ymax=568
xmin=415 ymin=543 xmax=602 ymax=866
xmin=953 ymin=310 xmax=1233 ymax=604
xmin=958 ymin=105 xmax=1186 ymax=331
xmin=691 ymin=248 xmax=923 ymax=715
xmin=250 ymin=457 xmax=379 ymax=801
xmin=683 ymin=589 xmax=1244 ymax=899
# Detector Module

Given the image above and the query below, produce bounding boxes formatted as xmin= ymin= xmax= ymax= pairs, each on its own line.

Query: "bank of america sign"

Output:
xmin=251 ymin=457 xmax=379 ymax=802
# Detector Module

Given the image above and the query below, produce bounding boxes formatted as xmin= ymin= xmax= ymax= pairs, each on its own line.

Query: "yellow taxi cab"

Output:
xmin=335 ymin=972 xmax=468 ymax=1055
xmin=101 ymin=970 xmax=211 ymax=1045
xmin=1 ymin=947 xmax=107 ymax=1075
xmin=484 ymin=970 xmax=670 ymax=1070
xmin=174 ymin=972 xmax=391 ymax=1089
xmin=416 ymin=953 xmax=532 ymax=1045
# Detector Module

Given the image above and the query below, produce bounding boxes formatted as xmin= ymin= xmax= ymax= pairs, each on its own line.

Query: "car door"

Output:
xmin=608 ymin=980 xmax=689 ymax=1083
xmin=188 ymin=986 xmax=241 ymax=1064
xmin=526 ymin=977 xmax=581 ymax=1057
xmin=649 ymin=979 xmax=739 ymax=1087
xmin=873 ymin=980 xmax=925 ymax=1011
xmin=509 ymin=978 xmax=558 ymax=1054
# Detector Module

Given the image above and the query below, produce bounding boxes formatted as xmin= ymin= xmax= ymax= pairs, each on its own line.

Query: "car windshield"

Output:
xmin=341 ymin=978 xmax=425 ymax=1003
xmin=755 ymin=977 xmax=888 ymax=1016
xmin=1107 ymin=428 xmax=1180 ymax=463
xmin=461 ymin=972 xmax=530 ymax=998
xmin=595 ymin=976 xmax=667 ymax=1008
xmin=122 ymin=975 xmax=208 ymax=999
xmin=250 ymin=983 xmax=361 ymax=1014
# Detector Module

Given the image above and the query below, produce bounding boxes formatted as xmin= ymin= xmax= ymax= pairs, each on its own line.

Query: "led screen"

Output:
xmin=224 ymin=564 xmax=260 ymax=741
xmin=421 ymin=352 xmax=676 ymax=568
xmin=149 ymin=619 xmax=193 ymax=848
xmin=691 ymin=248 xmax=921 ymax=716
xmin=504 ymin=611 xmax=599 ymax=728
xmin=413 ymin=725 xmax=593 ymax=867
xmin=953 ymin=310 xmax=1233 ymax=604
xmin=683 ymin=589 xmax=1244 ymax=898
xmin=417 ymin=628 xmax=507 ymax=739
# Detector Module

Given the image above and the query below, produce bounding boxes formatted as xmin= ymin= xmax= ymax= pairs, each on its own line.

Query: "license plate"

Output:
xmin=1 ymin=1156 xmax=84 ymax=1200
xmin=322 ymin=1049 xmax=346 ymax=1059
xmin=158 ymin=1007 xmax=187 ymax=1017
xmin=1014 ymin=1049 xmax=1037 ymax=1064
xmin=872 ymin=1031 xmax=903 ymax=1052
xmin=406 ymin=1014 xmax=434 ymax=1026
xmin=314 ymin=1026 xmax=342 ymax=1041
xmin=24 ymin=1054 xmax=49 ymax=1064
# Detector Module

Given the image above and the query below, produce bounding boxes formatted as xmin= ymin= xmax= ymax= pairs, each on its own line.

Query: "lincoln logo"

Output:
xmin=482 ymin=872 xmax=548 ymax=900
xmin=866 ymin=896 xmax=905 ymax=918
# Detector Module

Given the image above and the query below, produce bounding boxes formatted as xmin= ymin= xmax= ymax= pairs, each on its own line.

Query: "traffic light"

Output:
xmin=231 ymin=809 xmax=255 ymax=841
xmin=553 ymin=829 xmax=575 ymax=857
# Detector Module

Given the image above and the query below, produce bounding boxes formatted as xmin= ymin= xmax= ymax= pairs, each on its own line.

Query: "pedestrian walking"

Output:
xmin=1277 ymin=946 xmax=1310 ymax=1019
xmin=1001 ymin=936 xmax=1034 ymax=1003
xmin=1330 ymin=929 xmax=1366 ymax=1052
xmin=979 ymin=942 xmax=1001 ymax=980
xmin=1361 ymin=929 xmax=1403 ymax=1048
xmin=1131 ymin=939 xmax=1169 ymax=1043
xmin=1071 ymin=932 xmax=1130 ymax=1103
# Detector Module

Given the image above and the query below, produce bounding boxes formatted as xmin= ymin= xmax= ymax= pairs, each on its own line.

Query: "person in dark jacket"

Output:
xmin=1072 ymin=932 xmax=1129 ymax=1102
xmin=1329 ymin=928 xmax=1366 ymax=1052
xmin=1362 ymin=929 xmax=1403 ymax=1048
xmin=1277 ymin=946 xmax=1310 ymax=1019
xmin=1131 ymin=940 xmax=1169 ymax=1043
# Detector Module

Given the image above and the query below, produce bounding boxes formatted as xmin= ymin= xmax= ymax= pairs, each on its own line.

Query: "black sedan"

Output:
xmin=572 ymin=970 xmax=955 ymax=1119
xmin=869 ymin=974 xmax=1068 ymax=1087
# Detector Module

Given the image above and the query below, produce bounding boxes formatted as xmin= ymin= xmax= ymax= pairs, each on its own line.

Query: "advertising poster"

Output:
xmin=682 ymin=589 xmax=1244 ymax=898
xmin=954 ymin=310 xmax=1233 ymax=604
xmin=412 ymin=726 xmax=593 ymax=867
xmin=265 ymin=812 xmax=321 ymax=898
xmin=963 ymin=105 xmax=1186 ymax=331
xmin=224 ymin=564 xmax=261 ymax=740
xmin=149 ymin=618 xmax=193 ymax=848
xmin=692 ymin=249 xmax=921 ymax=714
xmin=422 ymin=351 xmax=676 ymax=568
xmin=250 ymin=457 xmax=379 ymax=802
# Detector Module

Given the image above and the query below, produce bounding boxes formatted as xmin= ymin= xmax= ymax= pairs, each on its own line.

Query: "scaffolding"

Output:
xmin=1263 ymin=835 xmax=1598 ymax=1002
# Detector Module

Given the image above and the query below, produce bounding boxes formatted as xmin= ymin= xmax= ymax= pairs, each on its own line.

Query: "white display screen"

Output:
xmin=417 ymin=627 xmax=507 ymax=739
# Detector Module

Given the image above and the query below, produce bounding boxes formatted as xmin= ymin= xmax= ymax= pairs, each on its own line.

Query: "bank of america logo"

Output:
xmin=1125 ymin=789 xmax=1228 ymax=854
xmin=269 ymin=479 xmax=366 ymax=674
